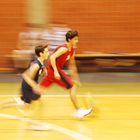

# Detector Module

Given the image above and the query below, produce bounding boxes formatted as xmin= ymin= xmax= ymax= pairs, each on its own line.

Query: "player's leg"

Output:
xmin=29 ymin=93 xmax=42 ymax=117
xmin=25 ymin=91 xmax=50 ymax=130
xmin=0 ymin=83 xmax=26 ymax=108
xmin=40 ymin=69 xmax=93 ymax=118
xmin=15 ymin=87 xmax=34 ymax=116
xmin=55 ymin=71 xmax=93 ymax=118
xmin=51 ymin=71 xmax=78 ymax=105
xmin=0 ymin=95 xmax=25 ymax=109
xmin=69 ymin=84 xmax=93 ymax=118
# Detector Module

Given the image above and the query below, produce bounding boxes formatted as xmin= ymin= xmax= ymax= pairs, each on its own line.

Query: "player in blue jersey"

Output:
xmin=0 ymin=44 xmax=49 ymax=116
xmin=20 ymin=44 xmax=49 ymax=104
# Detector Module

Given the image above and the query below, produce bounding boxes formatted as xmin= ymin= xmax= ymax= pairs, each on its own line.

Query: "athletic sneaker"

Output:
xmin=0 ymin=97 xmax=24 ymax=109
xmin=75 ymin=108 xmax=93 ymax=119
xmin=14 ymin=97 xmax=25 ymax=106
xmin=14 ymin=97 xmax=29 ymax=116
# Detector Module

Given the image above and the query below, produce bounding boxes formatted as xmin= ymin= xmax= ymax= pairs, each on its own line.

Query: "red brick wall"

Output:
xmin=1 ymin=0 xmax=140 ymax=70
xmin=0 ymin=1 xmax=24 ymax=69
xmin=51 ymin=0 xmax=140 ymax=53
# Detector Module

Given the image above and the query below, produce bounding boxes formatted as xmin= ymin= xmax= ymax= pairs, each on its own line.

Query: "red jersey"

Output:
xmin=40 ymin=44 xmax=74 ymax=89
xmin=48 ymin=44 xmax=74 ymax=71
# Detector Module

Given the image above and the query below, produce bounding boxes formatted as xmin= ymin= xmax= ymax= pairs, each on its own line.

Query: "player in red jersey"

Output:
xmin=40 ymin=30 xmax=92 ymax=118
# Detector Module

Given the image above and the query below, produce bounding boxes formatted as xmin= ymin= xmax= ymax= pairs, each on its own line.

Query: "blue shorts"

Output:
xmin=21 ymin=84 xmax=41 ymax=104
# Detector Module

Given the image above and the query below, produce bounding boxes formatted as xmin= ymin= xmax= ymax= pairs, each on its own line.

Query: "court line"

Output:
xmin=0 ymin=94 xmax=140 ymax=97
xmin=0 ymin=113 xmax=92 ymax=140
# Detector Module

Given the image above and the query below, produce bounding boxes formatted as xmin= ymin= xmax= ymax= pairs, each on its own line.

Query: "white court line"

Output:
xmin=0 ymin=94 xmax=140 ymax=97
xmin=0 ymin=113 xmax=92 ymax=140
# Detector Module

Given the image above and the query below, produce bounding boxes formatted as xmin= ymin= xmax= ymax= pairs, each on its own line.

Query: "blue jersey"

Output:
xmin=22 ymin=59 xmax=44 ymax=90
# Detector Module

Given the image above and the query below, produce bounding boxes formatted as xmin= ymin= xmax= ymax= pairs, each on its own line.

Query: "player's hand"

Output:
xmin=54 ymin=71 xmax=60 ymax=79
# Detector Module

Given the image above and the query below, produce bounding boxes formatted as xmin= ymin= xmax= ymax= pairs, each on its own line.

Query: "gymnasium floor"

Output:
xmin=0 ymin=73 xmax=140 ymax=140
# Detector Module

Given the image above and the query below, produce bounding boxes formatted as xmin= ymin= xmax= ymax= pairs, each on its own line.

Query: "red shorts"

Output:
xmin=40 ymin=68 xmax=74 ymax=89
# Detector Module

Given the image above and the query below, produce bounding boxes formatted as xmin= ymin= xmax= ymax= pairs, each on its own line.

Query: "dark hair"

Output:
xmin=35 ymin=44 xmax=48 ymax=57
xmin=65 ymin=30 xmax=78 ymax=42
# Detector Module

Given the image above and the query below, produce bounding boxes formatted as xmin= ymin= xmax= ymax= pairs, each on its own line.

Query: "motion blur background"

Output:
xmin=0 ymin=2 xmax=140 ymax=140
xmin=0 ymin=0 xmax=140 ymax=72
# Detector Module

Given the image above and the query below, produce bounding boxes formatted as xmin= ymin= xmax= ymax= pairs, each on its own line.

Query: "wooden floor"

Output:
xmin=0 ymin=88 xmax=140 ymax=140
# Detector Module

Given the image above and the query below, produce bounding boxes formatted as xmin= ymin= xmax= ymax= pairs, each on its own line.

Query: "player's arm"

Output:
xmin=40 ymin=66 xmax=47 ymax=76
xmin=50 ymin=47 xmax=67 ymax=79
xmin=69 ymin=55 xmax=81 ymax=86
xmin=22 ymin=63 xmax=39 ymax=89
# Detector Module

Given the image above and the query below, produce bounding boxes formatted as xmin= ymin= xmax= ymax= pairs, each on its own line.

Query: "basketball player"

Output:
xmin=40 ymin=30 xmax=92 ymax=118
xmin=0 ymin=44 xmax=49 ymax=116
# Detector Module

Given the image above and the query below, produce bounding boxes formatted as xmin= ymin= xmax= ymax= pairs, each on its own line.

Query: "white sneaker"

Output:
xmin=14 ymin=97 xmax=25 ymax=106
xmin=14 ymin=97 xmax=28 ymax=116
xmin=75 ymin=108 xmax=93 ymax=119
xmin=0 ymin=97 xmax=24 ymax=109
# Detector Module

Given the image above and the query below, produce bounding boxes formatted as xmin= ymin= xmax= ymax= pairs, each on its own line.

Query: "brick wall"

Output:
xmin=0 ymin=1 xmax=24 ymax=69
xmin=1 ymin=0 xmax=140 ymax=70
xmin=51 ymin=0 xmax=140 ymax=53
